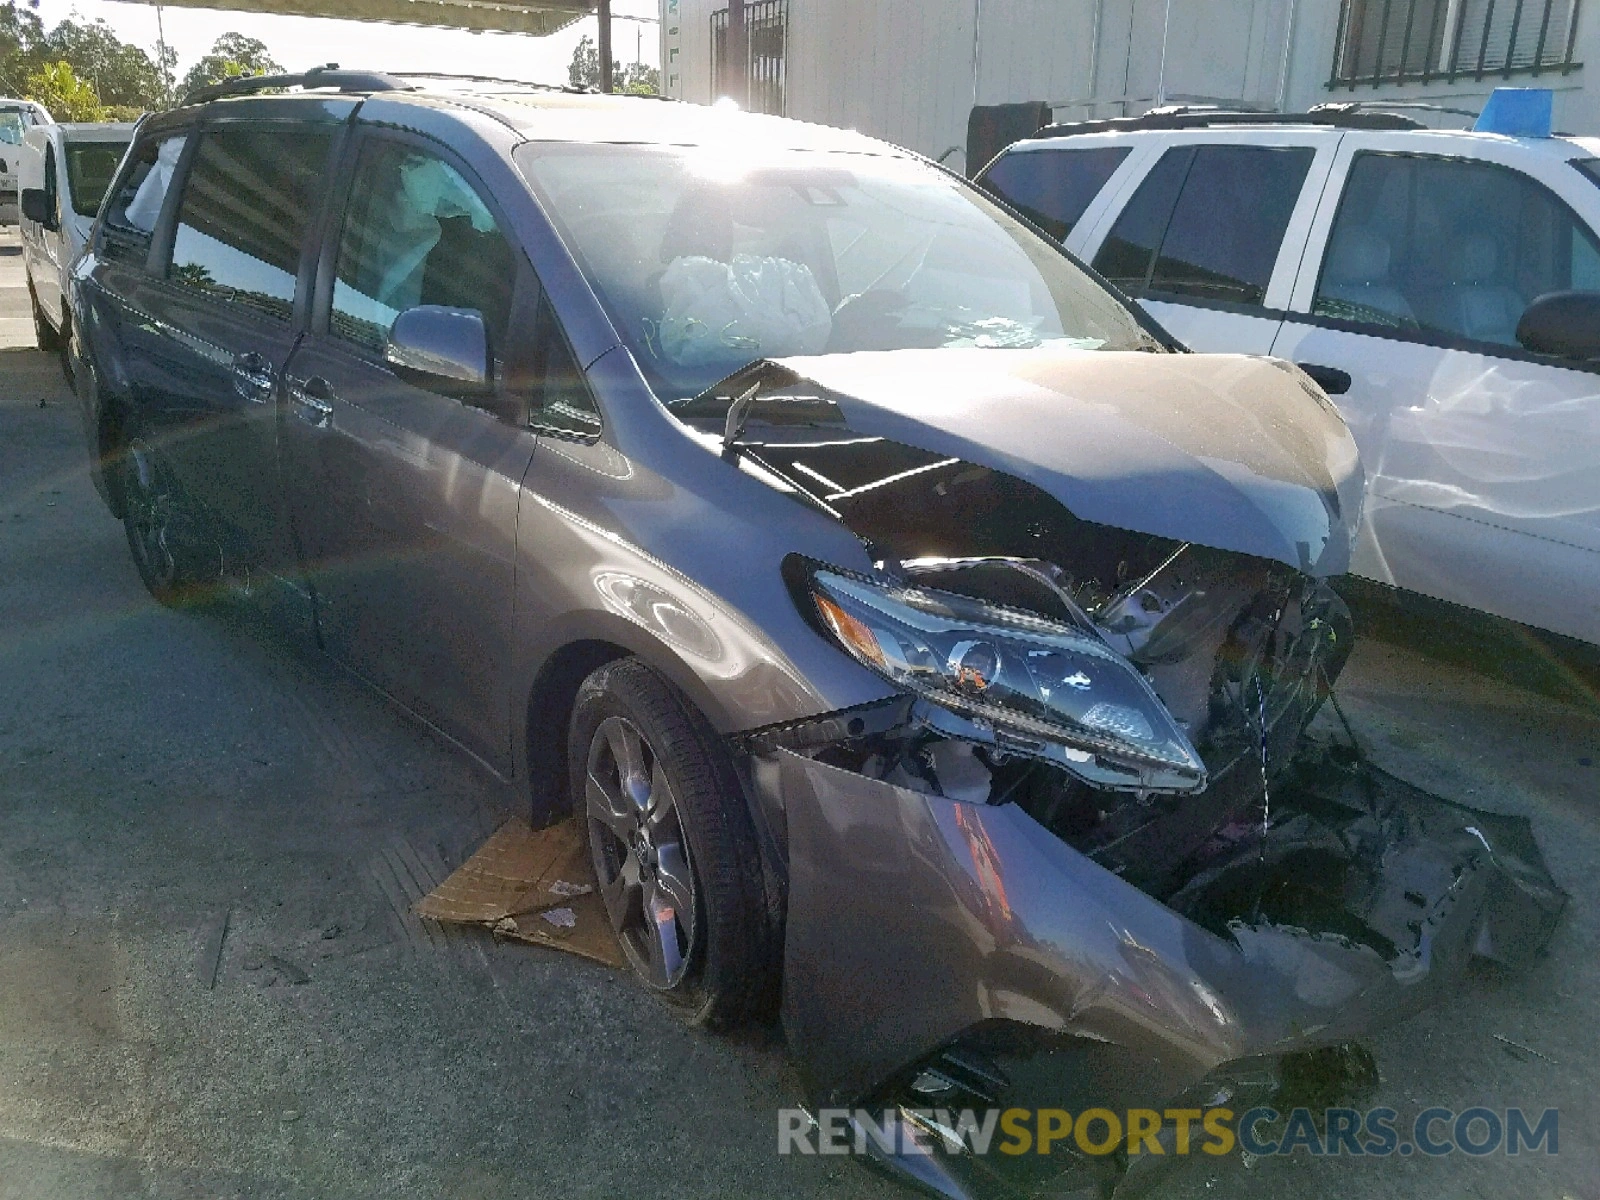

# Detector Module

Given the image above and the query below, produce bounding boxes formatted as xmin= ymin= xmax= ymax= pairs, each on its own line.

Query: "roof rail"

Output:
xmin=185 ymin=63 xmax=414 ymax=105
xmin=1035 ymin=104 xmax=1423 ymax=139
xmin=390 ymin=71 xmax=677 ymax=101
xmin=1308 ymin=99 xmax=1480 ymax=121
xmin=388 ymin=70 xmax=580 ymax=92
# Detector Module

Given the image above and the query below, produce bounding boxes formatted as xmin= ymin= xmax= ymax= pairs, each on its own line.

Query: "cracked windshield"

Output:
xmin=517 ymin=142 xmax=1158 ymax=401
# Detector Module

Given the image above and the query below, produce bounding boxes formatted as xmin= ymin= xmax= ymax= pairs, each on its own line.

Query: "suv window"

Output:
xmin=1093 ymin=144 xmax=1314 ymax=306
xmin=330 ymin=139 xmax=516 ymax=358
xmin=978 ymin=146 xmax=1130 ymax=242
xmin=102 ymin=132 xmax=187 ymax=262
xmin=1313 ymin=152 xmax=1600 ymax=348
xmin=168 ymin=127 xmax=335 ymax=322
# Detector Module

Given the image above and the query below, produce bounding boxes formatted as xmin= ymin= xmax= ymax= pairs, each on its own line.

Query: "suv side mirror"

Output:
xmin=386 ymin=305 xmax=491 ymax=393
xmin=21 ymin=187 xmax=55 ymax=231
xmin=1516 ymin=291 xmax=1600 ymax=360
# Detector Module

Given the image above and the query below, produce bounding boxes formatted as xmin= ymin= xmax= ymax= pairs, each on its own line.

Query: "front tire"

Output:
xmin=568 ymin=658 xmax=774 ymax=1026
xmin=28 ymin=276 xmax=61 ymax=352
xmin=119 ymin=436 xmax=220 ymax=607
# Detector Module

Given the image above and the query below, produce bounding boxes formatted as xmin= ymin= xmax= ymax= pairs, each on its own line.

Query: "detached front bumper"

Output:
xmin=773 ymin=746 xmax=1565 ymax=1197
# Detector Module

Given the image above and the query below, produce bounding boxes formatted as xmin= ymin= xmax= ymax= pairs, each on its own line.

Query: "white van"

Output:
xmin=980 ymin=90 xmax=1600 ymax=649
xmin=19 ymin=121 xmax=134 ymax=355
xmin=0 ymin=99 xmax=53 ymax=225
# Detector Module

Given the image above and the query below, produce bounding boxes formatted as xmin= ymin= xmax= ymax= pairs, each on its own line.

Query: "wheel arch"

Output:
xmin=515 ymin=597 xmax=819 ymax=825
xmin=522 ymin=636 xmax=634 ymax=827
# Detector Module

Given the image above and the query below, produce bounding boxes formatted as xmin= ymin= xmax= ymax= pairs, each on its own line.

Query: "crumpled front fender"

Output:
xmin=778 ymin=749 xmax=1565 ymax=1116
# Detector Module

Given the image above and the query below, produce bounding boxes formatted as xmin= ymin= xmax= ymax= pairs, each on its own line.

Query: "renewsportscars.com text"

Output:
xmin=778 ymin=1106 xmax=1559 ymax=1159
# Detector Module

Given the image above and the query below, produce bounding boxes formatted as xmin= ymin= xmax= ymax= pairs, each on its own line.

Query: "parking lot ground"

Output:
xmin=1 ymin=234 xmax=1597 ymax=1199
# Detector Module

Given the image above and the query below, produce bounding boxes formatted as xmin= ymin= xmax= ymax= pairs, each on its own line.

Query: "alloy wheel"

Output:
xmin=582 ymin=715 xmax=699 ymax=988
xmin=123 ymin=439 xmax=181 ymax=594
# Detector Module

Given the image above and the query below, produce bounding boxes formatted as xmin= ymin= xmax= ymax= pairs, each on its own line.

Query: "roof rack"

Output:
xmin=1035 ymin=104 xmax=1423 ymax=139
xmin=185 ymin=63 xmax=414 ymax=105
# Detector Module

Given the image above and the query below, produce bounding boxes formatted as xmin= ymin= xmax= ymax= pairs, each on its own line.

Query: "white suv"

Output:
xmin=981 ymin=94 xmax=1600 ymax=648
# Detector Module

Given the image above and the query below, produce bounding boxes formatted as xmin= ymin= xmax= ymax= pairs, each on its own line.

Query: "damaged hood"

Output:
xmin=767 ymin=347 xmax=1364 ymax=576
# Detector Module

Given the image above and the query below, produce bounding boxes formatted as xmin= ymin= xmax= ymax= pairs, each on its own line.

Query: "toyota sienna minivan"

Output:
xmin=70 ymin=67 xmax=1563 ymax=1198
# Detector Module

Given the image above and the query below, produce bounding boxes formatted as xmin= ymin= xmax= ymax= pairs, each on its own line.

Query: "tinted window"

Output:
xmin=1093 ymin=145 xmax=1313 ymax=306
xmin=168 ymin=128 xmax=335 ymax=322
xmin=65 ymin=142 xmax=127 ymax=219
xmin=1314 ymin=152 xmax=1600 ymax=347
xmin=1573 ymin=158 xmax=1600 ymax=191
xmin=331 ymin=140 xmax=516 ymax=359
xmin=979 ymin=146 xmax=1130 ymax=242
xmin=102 ymin=133 xmax=187 ymax=262
xmin=1148 ymin=146 xmax=1312 ymax=305
xmin=1090 ymin=147 xmax=1191 ymax=292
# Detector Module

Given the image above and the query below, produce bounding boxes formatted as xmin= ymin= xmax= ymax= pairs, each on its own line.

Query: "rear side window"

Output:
xmin=1314 ymin=152 xmax=1600 ymax=347
xmin=102 ymin=132 xmax=188 ymax=263
xmin=1090 ymin=148 xmax=1191 ymax=293
xmin=978 ymin=146 xmax=1130 ymax=242
xmin=168 ymin=127 xmax=335 ymax=322
xmin=1093 ymin=145 xmax=1314 ymax=307
xmin=66 ymin=142 xmax=126 ymax=219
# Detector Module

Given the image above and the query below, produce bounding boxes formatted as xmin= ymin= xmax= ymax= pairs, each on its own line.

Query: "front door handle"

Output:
xmin=1296 ymin=363 xmax=1353 ymax=396
xmin=232 ymin=352 xmax=275 ymax=404
xmin=286 ymin=375 xmax=336 ymax=429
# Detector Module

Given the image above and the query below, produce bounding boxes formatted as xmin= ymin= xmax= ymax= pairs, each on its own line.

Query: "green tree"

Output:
xmin=178 ymin=33 xmax=282 ymax=98
xmin=567 ymin=33 xmax=658 ymax=94
xmin=0 ymin=1 xmax=46 ymax=98
xmin=24 ymin=59 xmax=105 ymax=121
xmin=43 ymin=18 xmax=168 ymax=109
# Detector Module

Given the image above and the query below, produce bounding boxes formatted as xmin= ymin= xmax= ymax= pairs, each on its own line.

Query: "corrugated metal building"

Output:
xmin=659 ymin=0 xmax=1592 ymax=171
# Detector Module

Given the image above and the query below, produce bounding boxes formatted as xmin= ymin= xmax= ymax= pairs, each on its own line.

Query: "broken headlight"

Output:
xmin=807 ymin=568 xmax=1206 ymax=793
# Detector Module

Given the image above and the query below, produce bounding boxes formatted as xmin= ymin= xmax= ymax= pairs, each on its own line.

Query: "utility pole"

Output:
xmin=727 ymin=0 xmax=746 ymax=106
xmin=598 ymin=0 xmax=613 ymax=93
xmin=154 ymin=2 xmax=173 ymax=101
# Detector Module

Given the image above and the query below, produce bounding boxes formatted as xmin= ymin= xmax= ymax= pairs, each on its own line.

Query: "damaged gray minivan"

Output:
xmin=74 ymin=70 xmax=1565 ymax=1198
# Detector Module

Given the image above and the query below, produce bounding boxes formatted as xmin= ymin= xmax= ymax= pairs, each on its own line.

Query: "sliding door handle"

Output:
xmin=231 ymin=352 xmax=275 ymax=404
xmin=286 ymin=375 xmax=337 ymax=429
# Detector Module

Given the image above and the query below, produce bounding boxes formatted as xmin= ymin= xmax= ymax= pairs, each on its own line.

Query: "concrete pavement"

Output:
xmin=0 ymin=229 xmax=1596 ymax=1199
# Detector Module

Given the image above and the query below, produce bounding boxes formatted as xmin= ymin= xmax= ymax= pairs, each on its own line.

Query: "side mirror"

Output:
xmin=386 ymin=305 xmax=491 ymax=394
xmin=21 ymin=187 xmax=55 ymax=231
xmin=1295 ymin=362 xmax=1352 ymax=396
xmin=1516 ymin=291 xmax=1600 ymax=361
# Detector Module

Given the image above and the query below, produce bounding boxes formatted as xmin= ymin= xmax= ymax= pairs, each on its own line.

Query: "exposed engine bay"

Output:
xmin=688 ymin=356 xmax=1356 ymax=899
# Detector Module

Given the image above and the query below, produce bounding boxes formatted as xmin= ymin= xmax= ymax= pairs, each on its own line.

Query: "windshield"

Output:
xmin=66 ymin=141 xmax=128 ymax=219
xmin=514 ymin=142 xmax=1161 ymax=403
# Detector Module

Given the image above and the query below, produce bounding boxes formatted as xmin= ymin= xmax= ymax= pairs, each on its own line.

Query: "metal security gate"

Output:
xmin=1329 ymin=0 xmax=1583 ymax=86
xmin=711 ymin=0 xmax=788 ymax=115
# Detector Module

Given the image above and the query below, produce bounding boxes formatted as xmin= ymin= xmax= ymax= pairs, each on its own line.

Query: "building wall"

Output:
xmin=661 ymin=0 xmax=1593 ymax=166
xmin=1281 ymin=1 xmax=1595 ymax=132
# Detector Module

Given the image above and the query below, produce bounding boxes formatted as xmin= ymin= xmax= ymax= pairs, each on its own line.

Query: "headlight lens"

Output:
xmin=809 ymin=568 xmax=1206 ymax=792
